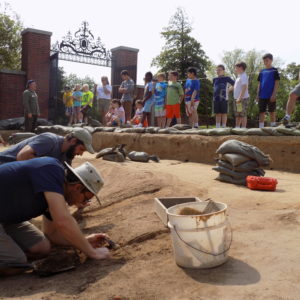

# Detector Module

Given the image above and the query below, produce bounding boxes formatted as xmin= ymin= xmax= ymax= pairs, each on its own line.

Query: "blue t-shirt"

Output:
xmin=213 ymin=76 xmax=235 ymax=102
xmin=0 ymin=132 xmax=65 ymax=164
xmin=154 ymin=82 xmax=167 ymax=106
xmin=144 ymin=82 xmax=155 ymax=103
xmin=73 ymin=91 xmax=82 ymax=107
xmin=258 ymin=68 xmax=280 ymax=99
xmin=184 ymin=79 xmax=200 ymax=102
xmin=0 ymin=157 xmax=65 ymax=224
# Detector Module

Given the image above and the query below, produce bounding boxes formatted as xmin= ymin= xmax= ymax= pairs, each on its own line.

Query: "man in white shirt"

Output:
xmin=95 ymin=76 xmax=112 ymax=125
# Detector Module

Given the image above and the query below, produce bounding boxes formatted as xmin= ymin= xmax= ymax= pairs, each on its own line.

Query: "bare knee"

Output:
xmin=28 ymin=238 xmax=51 ymax=256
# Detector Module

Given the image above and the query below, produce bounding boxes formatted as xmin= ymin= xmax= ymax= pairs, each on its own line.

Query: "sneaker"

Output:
xmin=281 ymin=116 xmax=290 ymax=125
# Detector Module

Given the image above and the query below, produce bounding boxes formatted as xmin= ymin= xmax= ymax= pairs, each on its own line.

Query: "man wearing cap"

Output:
xmin=0 ymin=157 xmax=109 ymax=275
xmin=0 ymin=128 xmax=94 ymax=165
xmin=23 ymin=80 xmax=40 ymax=132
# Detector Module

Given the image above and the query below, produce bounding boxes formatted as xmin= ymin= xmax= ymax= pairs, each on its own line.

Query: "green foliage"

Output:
xmin=152 ymin=7 xmax=213 ymax=117
xmin=0 ymin=3 xmax=23 ymax=70
xmin=62 ymin=73 xmax=96 ymax=90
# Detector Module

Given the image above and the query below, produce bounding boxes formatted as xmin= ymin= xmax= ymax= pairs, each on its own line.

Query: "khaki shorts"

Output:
xmin=97 ymin=98 xmax=111 ymax=115
xmin=0 ymin=221 xmax=45 ymax=264
xmin=233 ymin=98 xmax=249 ymax=117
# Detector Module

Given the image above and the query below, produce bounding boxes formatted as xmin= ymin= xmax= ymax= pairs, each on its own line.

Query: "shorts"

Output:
xmin=98 ymin=98 xmax=110 ymax=115
xmin=81 ymin=105 xmax=92 ymax=116
xmin=143 ymin=100 xmax=154 ymax=113
xmin=185 ymin=100 xmax=199 ymax=117
xmin=233 ymin=98 xmax=249 ymax=117
xmin=166 ymin=104 xmax=181 ymax=119
xmin=259 ymin=99 xmax=276 ymax=113
xmin=65 ymin=106 xmax=73 ymax=115
xmin=0 ymin=221 xmax=45 ymax=263
xmin=214 ymin=101 xmax=228 ymax=114
xmin=73 ymin=106 xmax=81 ymax=115
xmin=291 ymin=83 xmax=300 ymax=98
xmin=154 ymin=105 xmax=166 ymax=117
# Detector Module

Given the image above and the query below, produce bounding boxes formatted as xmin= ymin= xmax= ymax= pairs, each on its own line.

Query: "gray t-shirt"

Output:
xmin=120 ymin=79 xmax=135 ymax=102
xmin=0 ymin=133 xmax=65 ymax=163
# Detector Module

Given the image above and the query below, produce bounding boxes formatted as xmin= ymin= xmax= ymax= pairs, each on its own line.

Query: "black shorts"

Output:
xmin=214 ymin=101 xmax=228 ymax=114
xmin=259 ymin=99 xmax=276 ymax=113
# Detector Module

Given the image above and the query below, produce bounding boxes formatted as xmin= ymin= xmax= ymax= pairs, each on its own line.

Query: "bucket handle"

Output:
xmin=173 ymin=221 xmax=233 ymax=257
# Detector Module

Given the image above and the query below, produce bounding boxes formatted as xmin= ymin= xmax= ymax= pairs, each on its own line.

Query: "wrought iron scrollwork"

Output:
xmin=51 ymin=21 xmax=112 ymax=67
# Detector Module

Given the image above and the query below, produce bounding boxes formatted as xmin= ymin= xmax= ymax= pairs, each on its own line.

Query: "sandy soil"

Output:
xmin=1 ymin=153 xmax=300 ymax=300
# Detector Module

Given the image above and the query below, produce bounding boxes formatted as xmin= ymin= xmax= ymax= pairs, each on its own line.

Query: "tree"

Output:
xmin=0 ymin=3 xmax=23 ymax=70
xmin=63 ymin=73 xmax=96 ymax=90
xmin=152 ymin=8 xmax=213 ymax=118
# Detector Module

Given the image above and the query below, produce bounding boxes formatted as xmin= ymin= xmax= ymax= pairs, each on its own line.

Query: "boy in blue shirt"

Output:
xmin=213 ymin=65 xmax=235 ymax=128
xmin=256 ymin=53 xmax=280 ymax=128
xmin=184 ymin=67 xmax=200 ymax=128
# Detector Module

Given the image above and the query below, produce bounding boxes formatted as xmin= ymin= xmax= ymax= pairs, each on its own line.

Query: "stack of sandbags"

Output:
xmin=213 ymin=139 xmax=272 ymax=185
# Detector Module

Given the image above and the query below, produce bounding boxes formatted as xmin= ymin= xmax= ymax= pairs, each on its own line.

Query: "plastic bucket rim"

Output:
xmin=166 ymin=201 xmax=227 ymax=218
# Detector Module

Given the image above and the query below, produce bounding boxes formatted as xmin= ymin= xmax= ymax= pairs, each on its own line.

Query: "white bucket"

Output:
xmin=167 ymin=201 xmax=231 ymax=269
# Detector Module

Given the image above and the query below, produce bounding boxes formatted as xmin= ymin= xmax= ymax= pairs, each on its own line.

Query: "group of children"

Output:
xmin=63 ymin=84 xmax=94 ymax=125
xmin=63 ymin=53 xmax=287 ymax=129
xmin=120 ymin=67 xmax=200 ymax=129
xmin=213 ymin=53 xmax=281 ymax=128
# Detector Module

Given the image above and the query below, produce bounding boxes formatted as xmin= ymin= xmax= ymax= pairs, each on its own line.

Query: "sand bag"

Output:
xmin=102 ymin=152 xmax=125 ymax=162
xmin=216 ymin=159 xmax=234 ymax=170
xmin=216 ymin=173 xmax=246 ymax=185
xmin=197 ymin=129 xmax=210 ymax=136
xmin=128 ymin=151 xmax=160 ymax=163
xmin=217 ymin=159 xmax=260 ymax=172
xmin=83 ymin=126 xmax=95 ymax=134
xmin=276 ymin=126 xmax=297 ymax=135
xmin=146 ymin=127 xmax=160 ymax=134
xmin=101 ymin=127 xmax=116 ymax=132
xmin=172 ymin=124 xmax=192 ymax=130
xmin=216 ymin=140 xmax=271 ymax=166
xmin=208 ymin=128 xmax=232 ymax=136
xmin=261 ymin=127 xmax=282 ymax=136
xmin=88 ymin=118 xmax=102 ymax=127
xmin=96 ymin=144 xmax=127 ymax=162
xmin=221 ymin=153 xmax=251 ymax=167
xmin=213 ymin=166 xmax=263 ymax=180
xmin=231 ymin=128 xmax=248 ymax=135
xmin=132 ymin=127 xmax=146 ymax=133
xmin=246 ymin=128 xmax=269 ymax=136
xmin=8 ymin=132 xmax=36 ymax=145
xmin=182 ymin=129 xmax=201 ymax=135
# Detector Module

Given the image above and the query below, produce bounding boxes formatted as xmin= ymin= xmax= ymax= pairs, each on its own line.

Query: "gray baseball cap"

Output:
xmin=65 ymin=161 xmax=104 ymax=205
xmin=72 ymin=128 xmax=95 ymax=154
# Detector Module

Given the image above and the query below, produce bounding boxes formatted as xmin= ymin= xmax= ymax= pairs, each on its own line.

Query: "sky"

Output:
xmin=4 ymin=0 xmax=300 ymax=85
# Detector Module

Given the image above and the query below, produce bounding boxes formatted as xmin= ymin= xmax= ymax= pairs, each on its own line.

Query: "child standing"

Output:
xmin=81 ymin=84 xmax=94 ymax=124
xmin=256 ymin=53 xmax=280 ymax=128
xmin=107 ymin=99 xmax=125 ymax=127
xmin=184 ymin=67 xmax=200 ymax=128
xmin=166 ymin=71 xmax=184 ymax=127
xmin=233 ymin=62 xmax=249 ymax=128
xmin=213 ymin=65 xmax=235 ymax=128
xmin=154 ymin=73 xmax=167 ymax=128
xmin=63 ymin=86 xmax=73 ymax=126
xmin=141 ymin=72 xmax=155 ymax=127
xmin=72 ymin=84 xmax=83 ymax=123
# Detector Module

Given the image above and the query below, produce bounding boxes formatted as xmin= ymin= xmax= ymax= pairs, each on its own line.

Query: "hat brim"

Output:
xmin=84 ymin=143 xmax=95 ymax=154
xmin=64 ymin=162 xmax=101 ymax=205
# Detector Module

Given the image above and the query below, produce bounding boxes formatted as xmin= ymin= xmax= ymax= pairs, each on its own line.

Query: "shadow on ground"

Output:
xmin=183 ymin=256 xmax=260 ymax=286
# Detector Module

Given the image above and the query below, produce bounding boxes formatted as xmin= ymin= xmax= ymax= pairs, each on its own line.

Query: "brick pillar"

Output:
xmin=21 ymin=28 xmax=52 ymax=119
xmin=110 ymin=46 xmax=139 ymax=99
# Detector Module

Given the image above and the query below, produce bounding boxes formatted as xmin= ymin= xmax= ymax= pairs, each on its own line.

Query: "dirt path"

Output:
xmin=1 ymin=155 xmax=300 ymax=300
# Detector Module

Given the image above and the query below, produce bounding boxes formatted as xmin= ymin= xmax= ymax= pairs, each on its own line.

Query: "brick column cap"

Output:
xmin=0 ymin=69 xmax=26 ymax=75
xmin=21 ymin=28 xmax=52 ymax=36
xmin=111 ymin=46 xmax=139 ymax=53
